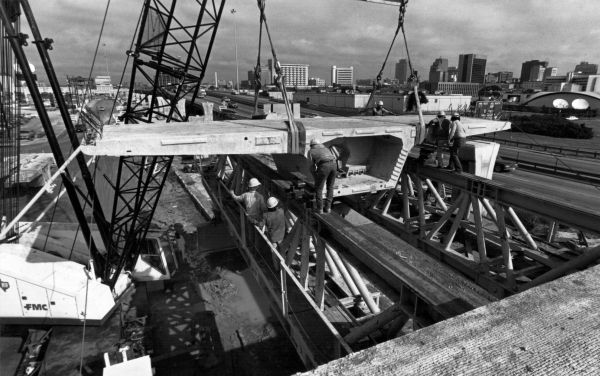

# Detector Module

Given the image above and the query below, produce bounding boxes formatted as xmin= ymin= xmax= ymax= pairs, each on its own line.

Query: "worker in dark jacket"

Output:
xmin=307 ymin=139 xmax=337 ymax=213
xmin=263 ymin=197 xmax=287 ymax=251
xmin=432 ymin=110 xmax=451 ymax=168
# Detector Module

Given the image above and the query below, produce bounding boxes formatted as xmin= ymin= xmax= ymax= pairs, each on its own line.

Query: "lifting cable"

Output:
xmin=255 ymin=0 xmax=304 ymax=154
xmin=83 ymin=0 xmax=111 ymax=105
xmin=362 ymin=0 xmax=426 ymax=143
xmin=111 ymin=4 xmax=145 ymax=122
xmin=252 ymin=8 xmax=264 ymax=117
xmin=364 ymin=0 xmax=407 ymax=113
xmin=78 ymin=1 xmax=112 ymax=373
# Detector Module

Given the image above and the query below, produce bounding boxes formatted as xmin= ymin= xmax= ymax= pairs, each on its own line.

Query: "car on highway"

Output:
xmin=19 ymin=129 xmax=35 ymax=141
xmin=227 ymin=102 xmax=238 ymax=109
xmin=494 ymin=157 xmax=517 ymax=173
xmin=222 ymin=96 xmax=231 ymax=102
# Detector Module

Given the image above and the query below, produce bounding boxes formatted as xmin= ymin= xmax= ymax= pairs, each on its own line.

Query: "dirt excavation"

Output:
xmin=144 ymin=172 xmax=305 ymax=375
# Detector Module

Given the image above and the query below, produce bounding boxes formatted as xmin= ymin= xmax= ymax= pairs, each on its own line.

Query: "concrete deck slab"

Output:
xmin=83 ymin=116 xmax=510 ymax=157
xmin=301 ymin=262 xmax=600 ymax=376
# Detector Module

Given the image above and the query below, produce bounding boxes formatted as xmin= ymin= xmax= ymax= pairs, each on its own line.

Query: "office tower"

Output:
xmin=458 ymin=54 xmax=487 ymax=84
xmin=520 ymin=60 xmax=548 ymax=82
xmin=395 ymin=59 xmax=409 ymax=84
xmin=428 ymin=57 xmax=448 ymax=83
xmin=280 ymin=63 xmax=309 ymax=87
xmin=331 ymin=66 xmax=354 ymax=86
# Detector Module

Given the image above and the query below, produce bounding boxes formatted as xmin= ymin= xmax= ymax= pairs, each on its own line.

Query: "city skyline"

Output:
xmin=20 ymin=1 xmax=600 ymax=85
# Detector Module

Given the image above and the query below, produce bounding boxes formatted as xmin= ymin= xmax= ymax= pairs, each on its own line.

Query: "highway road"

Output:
xmin=493 ymin=168 xmax=600 ymax=214
xmin=500 ymin=146 xmax=600 ymax=175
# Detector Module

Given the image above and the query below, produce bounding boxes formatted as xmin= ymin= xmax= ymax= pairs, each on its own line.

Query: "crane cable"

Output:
xmin=252 ymin=9 xmax=264 ymax=116
xmin=256 ymin=0 xmax=304 ymax=154
xmin=78 ymin=0 xmax=112 ymax=373
xmin=364 ymin=0 xmax=407 ymax=113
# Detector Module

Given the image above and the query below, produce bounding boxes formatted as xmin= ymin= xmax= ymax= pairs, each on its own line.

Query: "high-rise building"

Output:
xmin=574 ymin=61 xmax=598 ymax=75
xmin=520 ymin=60 xmax=548 ymax=82
xmin=280 ymin=63 xmax=309 ymax=87
xmin=530 ymin=65 xmax=546 ymax=82
xmin=331 ymin=66 xmax=354 ymax=86
xmin=458 ymin=54 xmax=487 ymax=84
xmin=395 ymin=59 xmax=409 ymax=84
xmin=428 ymin=57 xmax=448 ymax=83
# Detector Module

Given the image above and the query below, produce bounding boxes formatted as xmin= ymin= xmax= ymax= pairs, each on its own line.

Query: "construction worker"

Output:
xmin=447 ymin=112 xmax=467 ymax=173
xmin=372 ymin=100 xmax=393 ymax=116
xmin=263 ymin=197 xmax=287 ymax=251
xmin=307 ymin=139 xmax=337 ymax=213
xmin=230 ymin=177 xmax=267 ymax=224
xmin=431 ymin=110 xmax=451 ymax=168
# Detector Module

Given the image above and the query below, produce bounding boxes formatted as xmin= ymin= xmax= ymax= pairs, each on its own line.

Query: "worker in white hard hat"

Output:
xmin=372 ymin=100 xmax=393 ymax=116
xmin=263 ymin=196 xmax=287 ymax=251
xmin=230 ymin=177 xmax=267 ymax=224
xmin=447 ymin=112 xmax=466 ymax=173
xmin=307 ymin=138 xmax=337 ymax=213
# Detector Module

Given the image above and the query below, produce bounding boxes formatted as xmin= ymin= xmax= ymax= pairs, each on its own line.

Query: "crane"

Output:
xmin=0 ymin=0 xmax=505 ymax=326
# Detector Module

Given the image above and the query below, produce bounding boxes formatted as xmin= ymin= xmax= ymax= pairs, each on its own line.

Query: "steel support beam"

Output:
xmin=410 ymin=162 xmax=600 ymax=235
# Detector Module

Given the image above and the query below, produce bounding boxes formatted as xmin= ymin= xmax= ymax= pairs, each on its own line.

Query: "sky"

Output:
xmin=22 ymin=0 xmax=600 ymax=86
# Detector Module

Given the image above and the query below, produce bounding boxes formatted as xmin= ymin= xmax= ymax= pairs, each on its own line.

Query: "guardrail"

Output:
xmin=478 ymin=134 xmax=600 ymax=160
xmin=501 ymin=154 xmax=600 ymax=185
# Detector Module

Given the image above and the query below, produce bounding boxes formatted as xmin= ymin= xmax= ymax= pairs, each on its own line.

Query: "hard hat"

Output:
xmin=310 ymin=138 xmax=320 ymax=146
xmin=377 ymin=100 xmax=384 ymax=106
xmin=452 ymin=112 xmax=460 ymax=117
xmin=437 ymin=110 xmax=446 ymax=116
xmin=267 ymin=197 xmax=279 ymax=209
xmin=248 ymin=178 xmax=261 ymax=188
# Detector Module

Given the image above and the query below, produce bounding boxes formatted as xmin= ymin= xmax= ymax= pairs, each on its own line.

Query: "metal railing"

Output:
xmin=477 ymin=134 xmax=600 ymax=160
xmin=501 ymin=153 xmax=600 ymax=185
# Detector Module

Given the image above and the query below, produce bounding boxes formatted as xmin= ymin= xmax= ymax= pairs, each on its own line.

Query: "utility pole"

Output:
xmin=231 ymin=8 xmax=239 ymax=92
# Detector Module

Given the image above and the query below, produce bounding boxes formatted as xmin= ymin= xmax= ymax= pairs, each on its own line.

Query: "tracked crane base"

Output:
xmin=301 ymin=262 xmax=600 ymax=375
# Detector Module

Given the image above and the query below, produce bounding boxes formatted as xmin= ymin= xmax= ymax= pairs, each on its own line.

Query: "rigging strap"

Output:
xmin=256 ymin=0 xmax=305 ymax=154
xmin=364 ymin=0 xmax=407 ymax=112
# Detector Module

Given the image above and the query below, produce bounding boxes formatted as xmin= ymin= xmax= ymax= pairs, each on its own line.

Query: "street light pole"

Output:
xmin=231 ymin=8 xmax=239 ymax=92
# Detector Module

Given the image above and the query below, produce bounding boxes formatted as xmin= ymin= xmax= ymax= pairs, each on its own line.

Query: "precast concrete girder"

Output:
xmin=84 ymin=116 xmax=509 ymax=200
